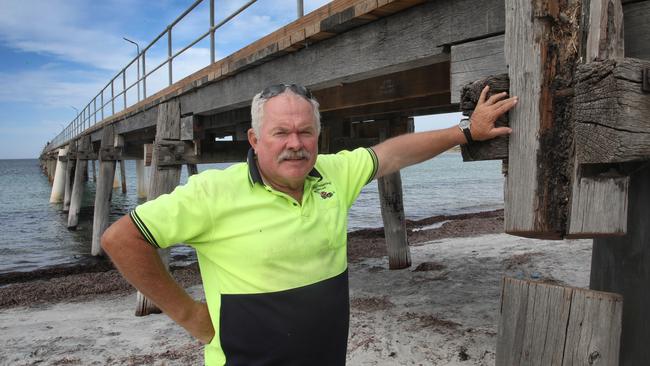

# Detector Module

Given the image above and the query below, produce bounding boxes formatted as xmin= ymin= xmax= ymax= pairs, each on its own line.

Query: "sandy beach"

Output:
xmin=0 ymin=210 xmax=593 ymax=365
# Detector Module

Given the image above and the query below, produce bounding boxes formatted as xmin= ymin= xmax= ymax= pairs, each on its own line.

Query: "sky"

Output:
xmin=0 ymin=0 xmax=458 ymax=159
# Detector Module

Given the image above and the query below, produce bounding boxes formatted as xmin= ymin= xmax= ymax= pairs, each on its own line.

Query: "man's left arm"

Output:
xmin=372 ymin=86 xmax=517 ymax=179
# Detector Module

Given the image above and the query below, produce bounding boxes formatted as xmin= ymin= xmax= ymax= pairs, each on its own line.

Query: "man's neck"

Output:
xmin=257 ymin=163 xmax=305 ymax=203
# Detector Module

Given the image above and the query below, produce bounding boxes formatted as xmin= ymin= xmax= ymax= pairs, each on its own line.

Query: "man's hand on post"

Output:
xmin=469 ymin=85 xmax=517 ymax=141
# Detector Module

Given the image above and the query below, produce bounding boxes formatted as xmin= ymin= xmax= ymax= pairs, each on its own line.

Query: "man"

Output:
xmin=102 ymin=83 xmax=516 ymax=365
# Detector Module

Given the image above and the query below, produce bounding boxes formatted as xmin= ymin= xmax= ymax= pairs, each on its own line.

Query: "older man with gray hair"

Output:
xmin=102 ymin=83 xmax=516 ymax=365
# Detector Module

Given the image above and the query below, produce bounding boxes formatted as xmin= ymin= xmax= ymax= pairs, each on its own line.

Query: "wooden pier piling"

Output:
xmin=136 ymin=101 xmax=183 ymax=316
xmin=49 ymin=147 xmax=68 ymax=203
xmin=119 ymin=159 xmax=127 ymax=193
xmin=68 ymin=136 xmax=91 ymax=229
xmin=63 ymin=143 xmax=75 ymax=212
xmin=377 ymin=117 xmax=414 ymax=270
xmin=135 ymin=159 xmax=148 ymax=199
xmin=91 ymin=125 xmax=117 ymax=256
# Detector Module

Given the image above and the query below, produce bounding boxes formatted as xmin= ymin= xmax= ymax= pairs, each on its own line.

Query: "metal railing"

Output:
xmin=49 ymin=0 xmax=305 ymax=149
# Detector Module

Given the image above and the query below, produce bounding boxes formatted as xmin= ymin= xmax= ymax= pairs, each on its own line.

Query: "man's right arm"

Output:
xmin=101 ymin=215 xmax=214 ymax=344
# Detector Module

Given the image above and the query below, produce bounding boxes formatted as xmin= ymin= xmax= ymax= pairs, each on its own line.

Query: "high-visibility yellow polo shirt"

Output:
xmin=130 ymin=147 xmax=378 ymax=366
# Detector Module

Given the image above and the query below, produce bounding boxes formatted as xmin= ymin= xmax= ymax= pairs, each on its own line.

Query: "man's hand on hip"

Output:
xmin=180 ymin=301 xmax=215 ymax=344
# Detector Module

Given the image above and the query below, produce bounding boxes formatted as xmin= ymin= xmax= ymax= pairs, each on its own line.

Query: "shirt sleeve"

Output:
xmin=129 ymin=173 xmax=214 ymax=249
xmin=316 ymin=147 xmax=378 ymax=209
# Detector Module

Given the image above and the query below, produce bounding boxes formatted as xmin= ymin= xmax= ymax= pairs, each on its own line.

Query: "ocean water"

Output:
xmin=0 ymin=153 xmax=503 ymax=274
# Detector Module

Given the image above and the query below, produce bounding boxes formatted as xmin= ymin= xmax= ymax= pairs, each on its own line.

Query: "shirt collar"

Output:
xmin=247 ymin=148 xmax=322 ymax=186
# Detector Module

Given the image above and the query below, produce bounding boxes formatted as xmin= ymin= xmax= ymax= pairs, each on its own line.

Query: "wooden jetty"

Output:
xmin=39 ymin=0 xmax=650 ymax=364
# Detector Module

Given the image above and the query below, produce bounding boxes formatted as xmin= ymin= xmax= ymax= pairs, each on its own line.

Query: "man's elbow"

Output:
xmin=101 ymin=223 xmax=118 ymax=255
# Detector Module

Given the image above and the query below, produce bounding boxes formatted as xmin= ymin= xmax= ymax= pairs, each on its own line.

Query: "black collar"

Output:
xmin=247 ymin=148 xmax=322 ymax=186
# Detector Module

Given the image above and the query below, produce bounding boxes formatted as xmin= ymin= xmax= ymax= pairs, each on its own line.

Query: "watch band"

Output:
xmin=459 ymin=118 xmax=473 ymax=145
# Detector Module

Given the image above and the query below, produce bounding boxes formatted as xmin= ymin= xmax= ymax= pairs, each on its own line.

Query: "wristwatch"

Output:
xmin=459 ymin=118 xmax=473 ymax=145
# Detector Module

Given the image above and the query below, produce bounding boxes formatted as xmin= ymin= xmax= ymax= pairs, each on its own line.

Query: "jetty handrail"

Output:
xmin=49 ymin=0 xmax=304 ymax=150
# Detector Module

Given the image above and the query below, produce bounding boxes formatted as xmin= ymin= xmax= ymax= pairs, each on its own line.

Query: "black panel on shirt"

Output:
xmin=220 ymin=270 xmax=349 ymax=366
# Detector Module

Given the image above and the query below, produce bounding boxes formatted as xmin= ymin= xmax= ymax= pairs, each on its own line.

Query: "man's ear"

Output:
xmin=247 ymin=128 xmax=258 ymax=150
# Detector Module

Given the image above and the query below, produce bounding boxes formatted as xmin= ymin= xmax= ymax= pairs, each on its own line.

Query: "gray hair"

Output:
xmin=250 ymin=89 xmax=321 ymax=138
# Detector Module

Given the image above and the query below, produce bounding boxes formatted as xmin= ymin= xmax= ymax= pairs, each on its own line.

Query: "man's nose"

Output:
xmin=286 ymin=132 xmax=302 ymax=149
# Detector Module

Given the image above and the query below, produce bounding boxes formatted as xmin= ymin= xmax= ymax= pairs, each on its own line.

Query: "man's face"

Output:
xmin=248 ymin=92 xmax=319 ymax=191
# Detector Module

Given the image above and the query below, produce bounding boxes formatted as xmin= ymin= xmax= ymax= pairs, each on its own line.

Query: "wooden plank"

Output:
xmin=504 ymin=0 xmax=581 ymax=238
xmin=574 ymin=58 xmax=650 ymax=164
xmin=314 ymin=62 xmax=450 ymax=112
xmin=568 ymin=172 xmax=629 ymax=237
xmin=451 ymin=35 xmax=506 ymax=104
xmin=497 ymin=277 xmax=623 ymax=366
xmin=591 ymin=164 xmax=650 ymax=366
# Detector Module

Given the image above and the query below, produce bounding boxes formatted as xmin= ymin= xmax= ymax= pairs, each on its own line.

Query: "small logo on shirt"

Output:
xmin=320 ymin=191 xmax=334 ymax=199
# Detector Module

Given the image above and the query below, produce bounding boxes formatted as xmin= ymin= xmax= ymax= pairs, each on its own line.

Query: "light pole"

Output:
xmin=123 ymin=37 xmax=141 ymax=102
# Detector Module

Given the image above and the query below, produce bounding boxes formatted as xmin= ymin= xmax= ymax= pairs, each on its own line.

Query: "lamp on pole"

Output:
xmin=123 ymin=37 xmax=141 ymax=102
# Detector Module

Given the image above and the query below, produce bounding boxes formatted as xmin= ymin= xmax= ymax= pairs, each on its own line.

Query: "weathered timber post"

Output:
xmin=68 ymin=136 xmax=91 ymax=229
xmin=566 ymin=0 xmax=628 ymax=237
xmin=136 ymin=100 xmax=183 ymax=316
xmin=591 ymin=165 xmax=650 ymax=365
xmin=377 ymin=117 xmax=413 ymax=270
xmin=62 ymin=142 xmax=75 ymax=212
xmin=135 ymin=159 xmax=148 ymax=199
xmin=186 ymin=164 xmax=198 ymax=176
xmin=119 ymin=159 xmax=127 ymax=193
xmin=112 ymin=167 xmax=120 ymax=190
xmin=503 ymin=0 xmax=584 ymax=238
xmin=49 ymin=147 xmax=68 ymax=203
xmin=497 ymin=277 xmax=622 ymax=365
xmin=92 ymin=125 xmax=118 ymax=256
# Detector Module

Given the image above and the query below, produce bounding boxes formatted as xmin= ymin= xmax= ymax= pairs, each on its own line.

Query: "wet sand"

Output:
xmin=0 ymin=210 xmax=593 ymax=365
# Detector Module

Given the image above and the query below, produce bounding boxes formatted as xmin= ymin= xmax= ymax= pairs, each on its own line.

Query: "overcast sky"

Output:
xmin=0 ymin=0 xmax=458 ymax=159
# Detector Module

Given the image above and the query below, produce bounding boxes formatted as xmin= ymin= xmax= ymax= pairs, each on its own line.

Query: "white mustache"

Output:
xmin=277 ymin=149 xmax=311 ymax=162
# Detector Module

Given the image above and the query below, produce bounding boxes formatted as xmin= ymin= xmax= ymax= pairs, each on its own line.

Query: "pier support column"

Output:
xmin=91 ymin=125 xmax=117 ymax=256
xmin=68 ymin=136 xmax=91 ymax=229
xmin=186 ymin=164 xmax=198 ymax=176
xmin=378 ymin=172 xmax=411 ymax=269
xmin=136 ymin=101 xmax=183 ymax=316
xmin=91 ymin=160 xmax=97 ymax=182
xmin=63 ymin=143 xmax=76 ymax=212
xmin=591 ymin=165 xmax=650 ymax=366
xmin=135 ymin=159 xmax=148 ymax=199
xmin=377 ymin=117 xmax=413 ymax=269
xmin=49 ymin=147 xmax=69 ymax=203
xmin=119 ymin=159 xmax=127 ymax=193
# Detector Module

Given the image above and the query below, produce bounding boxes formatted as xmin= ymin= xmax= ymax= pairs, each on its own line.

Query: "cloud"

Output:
xmin=0 ymin=0 xmax=137 ymax=70
xmin=0 ymin=67 xmax=107 ymax=108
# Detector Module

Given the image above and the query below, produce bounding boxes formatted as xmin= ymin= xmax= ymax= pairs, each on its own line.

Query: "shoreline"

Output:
xmin=0 ymin=212 xmax=594 ymax=366
xmin=0 ymin=209 xmax=503 ymax=309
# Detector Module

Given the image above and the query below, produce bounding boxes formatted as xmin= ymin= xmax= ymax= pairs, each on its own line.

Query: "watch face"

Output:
xmin=459 ymin=118 xmax=471 ymax=129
